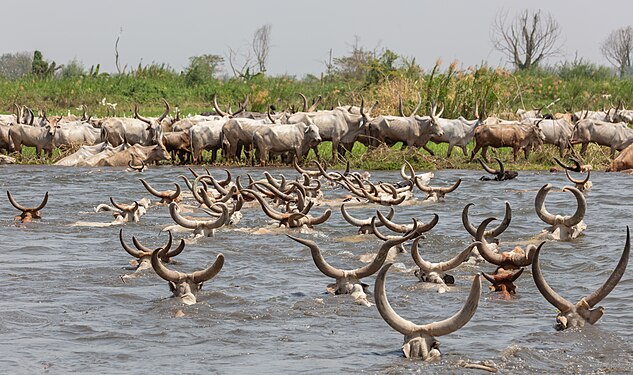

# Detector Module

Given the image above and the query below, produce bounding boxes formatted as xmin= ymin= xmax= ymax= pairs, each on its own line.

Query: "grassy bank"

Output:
xmin=13 ymin=140 xmax=613 ymax=173
xmin=2 ymin=61 xmax=630 ymax=171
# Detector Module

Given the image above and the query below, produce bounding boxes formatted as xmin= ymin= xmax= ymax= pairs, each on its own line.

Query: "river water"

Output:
xmin=0 ymin=165 xmax=631 ymax=374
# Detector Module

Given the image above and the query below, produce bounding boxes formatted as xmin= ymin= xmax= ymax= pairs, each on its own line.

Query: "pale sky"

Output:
xmin=3 ymin=0 xmax=632 ymax=77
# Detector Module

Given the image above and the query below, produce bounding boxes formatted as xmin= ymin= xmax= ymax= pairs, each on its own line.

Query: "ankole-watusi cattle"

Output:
xmin=367 ymin=101 xmax=444 ymax=152
xmin=532 ymin=227 xmax=630 ymax=330
xmin=570 ymin=119 xmax=633 ymax=158
xmin=7 ymin=191 xmax=48 ymax=223
xmin=374 ymin=263 xmax=481 ymax=360
xmin=534 ymin=184 xmax=586 ymax=240
xmin=252 ymin=123 xmax=322 ymax=166
xmin=470 ymin=123 xmax=545 ymax=162
xmin=151 ymin=246 xmax=225 ymax=306
xmin=287 ymin=220 xmax=424 ymax=305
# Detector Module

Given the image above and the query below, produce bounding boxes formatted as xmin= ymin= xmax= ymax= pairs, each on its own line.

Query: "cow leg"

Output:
xmin=580 ymin=143 xmax=588 ymax=157
xmin=470 ymin=144 xmax=480 ymax=161
xmin=331 ymin=140 xmax=339 ymax=162
xmin=461 ymin=144 xmax=468 ymax=156
xmin=422 ymin=143 xmax=435 ymax=156
xmin=611 ymin=146 xmax=616 ymax=159
xmin=481 ymin=147 xmax=489 ymax=162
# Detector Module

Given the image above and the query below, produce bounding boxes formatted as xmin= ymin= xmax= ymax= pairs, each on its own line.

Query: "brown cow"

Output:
xmin=607 ymin=142 xmax=633 ymax=172
xmin=162 ymin=131 xmax=191 ymax=165
xmin=470 ymin=123 xmax=545 ymax=162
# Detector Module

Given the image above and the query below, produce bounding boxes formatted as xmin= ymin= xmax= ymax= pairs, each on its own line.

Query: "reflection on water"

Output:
xmin=0 ymin=165 xmax=632 ymax=374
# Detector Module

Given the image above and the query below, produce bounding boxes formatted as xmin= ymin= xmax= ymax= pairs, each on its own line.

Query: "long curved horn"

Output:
xmin=478 ymin=158 xmax=497 ymax=175
xmin=584 ymin=226 xmax=630 ymax=307
xmin=531 ymin=242 xmax=574 ymax=312
xmin=241 ymin=189 xmax=286 ymax=221
xmin=375 ymin=263 xmax=427 ymax=335
xmin=212 ymin=94 xmax=228 ymax=117
xmin=340 ymin=204 xmax=373 ymax=227
xmin=422 ymin=273 xmax=480 ymax=336
xmin=110 ymin=197 xmax=137 ymax=212
xmin=534 ymin=184 xmax=559 ymax=225
xmin=151 ymin=247 xmax=186 ymax=283
xmin=353 ymin=221 xmax=422 ymax=279
xmin=494 ymin=157 xmax=505 ymax=175
xmin=298 ymin=93 xmax=308 ymax=112
xmin=293 ymin=157 xmax=321 ymax=177
xmin=474 ymin=218 xmax=505 ymax=265
xmin=377 ymin=210 xmax=438 ymax=234
xmin=168 ymin=202 xmax=227 ymax=229
xmin=410 ymin=93 xmax=422 ymax=117
xmin=307 ymin=95 xmax=322 ymax=112
xmin=554 ymin=157 xmax=581 ymax=172
xmin=191 ymin=253 xmax=225 ymax=284
xmin=157 ymin=98 xmax=170 ymax=122
xmin=119 ymin=229 xmax=142 ymax=258
xmin=140 ymin=179 xmax=180 ymax=199
xmin=307 ymin=209 xmax=332 ymax=226
xmin=565 ymin=169 xmax=590 ymax=187
xmin=287 ymin=235 xmax=346 ymax=279
xmin=400 ymin=160 xmax=416 ymax=181
xmin=375 ymin=263 xmax=481 ymax=336
xmin=561 ymin=186 xmax=586 ymax=227
xmin=439 ymin=179 xmax=461 ymax=194
xmin=132 ymin=230 xmax=172 ymax=253
xmin=411 ymin=237 xmax=479 ymax=273
xmin=462 ymin=202 xmax=512 ymax=238
xmin=398 ymin=94 xmax=405 ymax=117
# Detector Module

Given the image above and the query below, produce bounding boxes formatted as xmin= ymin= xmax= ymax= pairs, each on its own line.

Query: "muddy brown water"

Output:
xmin=0 ymin=165 xmax=632 ymax=374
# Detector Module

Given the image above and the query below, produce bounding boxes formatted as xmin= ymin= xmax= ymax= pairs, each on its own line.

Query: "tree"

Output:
xmin=60 ymin=58 xmax=86 ymax=78
xmin=491 ymin=9 xmax=562 ymax=70
xmin=0 ymin=51 xmax=32 ymax=79
xmin=252 ymin=24 xmax=271 ymax=74
xmin=184 ymin=54 xmax=224 ymax=86
xmin=601 ymin=26 xmax=633 ymax=78
xmin=31 ymin=50 xmax=62 ymax=79
xmin=332 ymin=36 xmax=376 ymax=80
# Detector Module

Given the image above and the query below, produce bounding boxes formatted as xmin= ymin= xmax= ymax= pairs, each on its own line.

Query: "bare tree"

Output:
xmin=601 ymin=26 xmax=633 ymax=78
xmin=252 ymin=24 xmax=271 ymax=74
xmin=226 ymin=47 xmax=253 ymax=79
xmin=491 ymin=9 xmax=562 ymax=70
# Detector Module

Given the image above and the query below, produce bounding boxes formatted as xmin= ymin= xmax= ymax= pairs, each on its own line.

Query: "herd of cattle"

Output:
xmin=2 ymin=94 xmax=633 ymax=171
xmin=6 ymin=158 xmax=629 ymax=363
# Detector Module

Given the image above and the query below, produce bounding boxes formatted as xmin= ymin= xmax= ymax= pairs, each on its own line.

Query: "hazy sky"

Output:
xmin=4 ymin=0 xmax=632 ymax=77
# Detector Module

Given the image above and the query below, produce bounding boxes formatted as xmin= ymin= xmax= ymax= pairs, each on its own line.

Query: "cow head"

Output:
xmin=145 ymin=139 xmax=172 ymax=164
xmin=303 ymin=124 xmax=322 ymax=148
xmin=532 ymin=228 xmax=629 ymax=330
xmin=427 ymin=101 xmax=445 ymax=137
xmin=7 ymin=191 xmax=48 ymax=223
xmin=151 ymin=248 xmax=224 ymax=305
xmin=482 ymin=267 xmax=524 ymax=299
xmin=535 ymin=184 xmax=586 ymax=240
xmin=375 ymin=263 xmax=481 ymax=360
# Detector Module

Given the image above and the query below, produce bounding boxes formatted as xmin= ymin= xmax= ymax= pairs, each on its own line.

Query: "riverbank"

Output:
xmin=9 ymin=141 xmax=613 ymax=171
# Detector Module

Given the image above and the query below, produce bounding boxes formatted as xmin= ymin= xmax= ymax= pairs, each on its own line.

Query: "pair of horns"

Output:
xmin=535 ymin=184 xmax=586 ymax=227
xmin=7 ymin=191 xmax=48 ymax=213
xmin=533 ymin=227 xmax=630 ymax=323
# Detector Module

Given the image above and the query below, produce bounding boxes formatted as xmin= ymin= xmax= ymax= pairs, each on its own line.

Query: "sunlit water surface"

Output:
xmin=0 ymin=165 xmax=632 ymax=374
